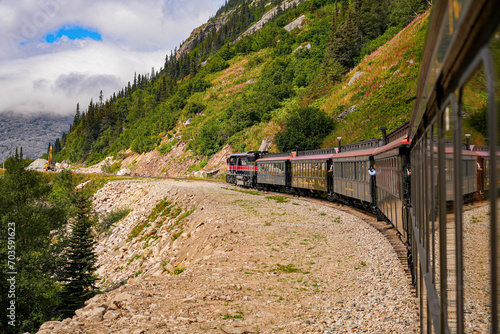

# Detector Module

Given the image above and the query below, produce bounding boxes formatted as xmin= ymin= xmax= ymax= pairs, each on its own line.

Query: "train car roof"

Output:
xmin=257 ymin=156 xmax=293 ymax=162
xmin=228 ymin=151 xmax=261 ymax=158
xmin=373 ymin=136 xmax=411 ymax=155
xmin=332 ymin=147 xmax=378 ymax=158
xmin=290 ymin=153 xmax=336 ymax=161
xmin=444 ymin=147 xmax=481 ymax=156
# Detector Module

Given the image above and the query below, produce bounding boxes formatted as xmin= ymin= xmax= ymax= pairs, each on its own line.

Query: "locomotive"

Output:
xmin=226 ymin=121 xmax=484 ymax=244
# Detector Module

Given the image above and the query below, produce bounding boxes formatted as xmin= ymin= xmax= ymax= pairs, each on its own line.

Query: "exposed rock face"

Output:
xmin=284 ymin=14 xmax=306 ymax=32
xmin=37 ymin=179 xmax=419 ymax=333
xmin=348 ymin=71 xmax=364 ymax=86
xmin=176 ymin=10 xmax=235 ymax=59
xmin=293 ymin=42 xmax=311 ymax=53
xmin=75 ymin=139 xmax=232 ymax=179
xmin=177 ymin=1 xmax=308 ymax=59
xmin=234 ymin=0 xmax=307 ymax=43
xmin=337 ymin=105 xmax=357 ymax=120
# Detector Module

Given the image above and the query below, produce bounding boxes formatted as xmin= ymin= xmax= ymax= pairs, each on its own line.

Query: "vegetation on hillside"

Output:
xmin=0 ymin=157 xmax=99 ymax=333
xmin=53 ymin=0 xmax=432 ymax=166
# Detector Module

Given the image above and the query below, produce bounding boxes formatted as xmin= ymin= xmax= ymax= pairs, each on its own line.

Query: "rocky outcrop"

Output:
xmin=284 ymin=14 xmax=306 ymax=32
xmin=234 ymin=0 xmax=307 ymax=43
xmin=176 ymin=10 xmax=235 ymax=59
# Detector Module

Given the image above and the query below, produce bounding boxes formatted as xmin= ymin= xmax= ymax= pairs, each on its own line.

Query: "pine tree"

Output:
xmin=54 ymin=138 xmax=61 ymax=155
xmin=58 ymin=194 xmax=98 ymax=318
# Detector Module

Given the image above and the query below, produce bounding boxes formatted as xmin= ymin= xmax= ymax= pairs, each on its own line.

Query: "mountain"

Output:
xmin=53 ymin=0 xmax=433 ymax=173
xmin=0 ymin=112 xmax=72 ymax=163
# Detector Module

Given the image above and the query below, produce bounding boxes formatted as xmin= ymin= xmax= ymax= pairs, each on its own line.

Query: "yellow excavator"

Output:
xmin=44 ymin=145 xmax=55 ymax=171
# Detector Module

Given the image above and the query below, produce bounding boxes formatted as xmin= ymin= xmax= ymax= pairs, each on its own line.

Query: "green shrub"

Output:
xmin=99 ymin=208 xmax=131 ymax=234
xmin=275 ymin=106 xmax=334 ymax=152
xmin=131 ymin=135 xmax=160 ymax=154
xmin=205 ymin=56 xmax=229 ymax=73
xmin=157 ymin=138 xmax=178 ymax=155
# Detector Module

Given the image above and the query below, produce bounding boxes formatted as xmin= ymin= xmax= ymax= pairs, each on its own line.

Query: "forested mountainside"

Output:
xmin=54 ymin=0 xmax=436 ymax=166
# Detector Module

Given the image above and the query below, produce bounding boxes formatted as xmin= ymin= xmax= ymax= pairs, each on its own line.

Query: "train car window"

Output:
xmin=459 ymin=61 xmax=492 ymax=331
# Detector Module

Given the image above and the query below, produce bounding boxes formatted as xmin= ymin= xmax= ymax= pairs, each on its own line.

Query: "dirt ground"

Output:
xmin=38 ymin=179 xmax=419 ymax=334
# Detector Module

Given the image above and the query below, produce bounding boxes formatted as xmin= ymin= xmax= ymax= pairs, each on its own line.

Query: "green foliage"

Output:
xmin=466 ymin=105 xmax=488 ymax=137
xmin=0 ymin=157 xmax=68 ymax=333
xmin=184 ymin=101 xmax=206 ymax=116
xmin=275 ymin=107 xmax=334 ymax=152
xmin=188 ymin=156 xmax=209 ymax=173
xmin=101 ymin=161 xmax=122 ymax=174
xmin=265 ymin=195 xmax=290 ymax=203
xmin=157 ymin=138 xmax=178 ymax=155
xmin=58 ymin=195 xmax=99 ymax=319
xmin=356 ymin=26 xmax=400 ymax=62
xmin=170 ymin=265 xmax=185 ymax=275
xmin=98 ymin=208 xmax=131 ymax=234
xmin=274 ymin=263 xmax=307 ymax=274
xmin=52 ymin=0 xmax=430 ymax=171
xmin=204 ymin=56 xmax=230 ymax=73
xmin=131 ymin=135 xmax=160 ymax=154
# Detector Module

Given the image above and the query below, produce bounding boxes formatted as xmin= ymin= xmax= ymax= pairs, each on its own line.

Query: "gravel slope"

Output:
xmin=38 ymin=179 xmax=419 ymax=333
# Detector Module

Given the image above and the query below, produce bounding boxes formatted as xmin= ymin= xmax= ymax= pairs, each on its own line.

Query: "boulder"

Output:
xmin=116 ymin=168 xmax=131 ymax=176
xmin=348 ymin=71 xmax=364 ymax=86
xmin=26 ymin=159 xmax=48 ymax=171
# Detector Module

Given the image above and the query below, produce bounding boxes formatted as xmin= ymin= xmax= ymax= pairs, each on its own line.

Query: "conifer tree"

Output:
xmin=58 ymin=194 xmax=98 ymax=318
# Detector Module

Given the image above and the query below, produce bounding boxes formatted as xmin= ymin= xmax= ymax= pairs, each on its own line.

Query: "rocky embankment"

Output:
xmin=38 ymin=179 xmax=419 ymax=333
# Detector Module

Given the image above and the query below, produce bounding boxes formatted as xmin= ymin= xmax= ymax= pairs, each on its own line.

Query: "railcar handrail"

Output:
xmin=261 ymin=152 xmax=292 ymax=158
xmin=296 ymin=148 xmax=336 ymax=156
xmin=340 ymin=139 xmax=381 ymax=152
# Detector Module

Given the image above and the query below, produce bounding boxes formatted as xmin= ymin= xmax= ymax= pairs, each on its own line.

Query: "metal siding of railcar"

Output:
xmin=291 ymin=160 xmax=327 ymax=192
xmin=257 ymin=160 xmax=287 ymax=186
xmin=332 ymin=154 xmax=371 ymax=201
xmin=374 ymin=149 xmax=405 ymax=236
xmin=257 ymin=174 xmax=286 ymax=186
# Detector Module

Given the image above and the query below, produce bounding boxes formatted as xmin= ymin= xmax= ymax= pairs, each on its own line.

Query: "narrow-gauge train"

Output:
xmin=226 ymin=122 xmax=483 ymax=244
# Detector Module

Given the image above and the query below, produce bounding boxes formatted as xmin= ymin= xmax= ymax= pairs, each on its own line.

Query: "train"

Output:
xmin=226 ymin=121 xmax=487 ymax=245
xmin=226 ymin=0 xmax=500 ymax=330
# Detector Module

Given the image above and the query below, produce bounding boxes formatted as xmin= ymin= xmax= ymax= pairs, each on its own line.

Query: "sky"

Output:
xmin=0 ymin=0 xmax=226 ymax=116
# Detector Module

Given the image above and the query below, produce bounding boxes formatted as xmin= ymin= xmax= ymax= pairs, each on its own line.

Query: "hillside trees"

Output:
xmin=275 ymin=106 xmax=334 ymax=151
xmin=0 ymin=156 xmax=67 ymax=333
xmin=53 ymin=0 xmax=431 ymax=164
xmin=58 ymin=195 xmax=98 ymax=318
xmin=0 ymin=158 xmax=100 ymax=332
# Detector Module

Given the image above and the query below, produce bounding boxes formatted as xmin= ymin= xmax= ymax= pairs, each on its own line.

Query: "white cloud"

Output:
xmin=0 ymin=0 xmax=226 ymax=115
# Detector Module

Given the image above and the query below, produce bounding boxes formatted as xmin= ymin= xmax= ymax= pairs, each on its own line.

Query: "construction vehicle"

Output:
xmin=44 ymin=145 xmax=55 ymax=171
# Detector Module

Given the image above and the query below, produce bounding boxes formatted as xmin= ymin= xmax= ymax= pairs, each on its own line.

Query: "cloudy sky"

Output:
xmin=0 ymin=0 xmax=226 ymax=116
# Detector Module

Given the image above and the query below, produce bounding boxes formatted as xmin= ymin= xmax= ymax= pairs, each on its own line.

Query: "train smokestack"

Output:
xmin=337 ymin=137 xmax=342 ymax=153
xmin=380 ymin=126 xmax=388 ymax=145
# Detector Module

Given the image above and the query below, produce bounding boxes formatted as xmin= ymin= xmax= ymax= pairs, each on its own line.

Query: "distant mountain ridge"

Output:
xmin=0 ymin=112 xmax=71 ymax=162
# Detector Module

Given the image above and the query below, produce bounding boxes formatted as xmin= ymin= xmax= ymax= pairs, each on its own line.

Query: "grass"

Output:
xmin=273 ymin=263 xmax=308 ymax=274
xmin=128 ymin=220 xmax=150 ymax=241
xmin=221 ymin=186 xmax=262 ymax=196
xmin=265 ymin=195 xmax=290 ymax=203
xmin=98 ymin=208 xmax=131 ymax=234
xmin=221 ymin=311 xmax=244 ymax=320
xmin=127 ymin=254 xmax=141 ymax=266
xmin=170 ymin=265 xmax=185 ymax=275
xmin=171 ymin=230 xmax=183 ymax=241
